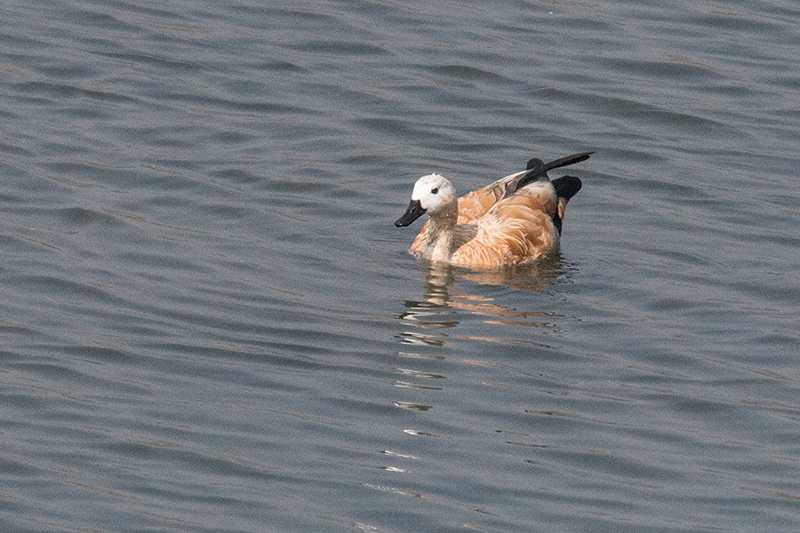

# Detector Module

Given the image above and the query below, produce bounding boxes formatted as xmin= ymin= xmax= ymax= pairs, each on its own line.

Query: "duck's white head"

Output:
xmin=395 ymin=174 xmax=456 ymax=227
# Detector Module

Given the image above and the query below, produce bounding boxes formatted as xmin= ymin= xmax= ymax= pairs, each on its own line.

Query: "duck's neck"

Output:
xmin=424 ymin=202 xmax=458 ymax=263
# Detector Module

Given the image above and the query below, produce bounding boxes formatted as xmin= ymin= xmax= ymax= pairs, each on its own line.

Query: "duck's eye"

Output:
xmin=431 ymin=187 xmax=439 ymax=194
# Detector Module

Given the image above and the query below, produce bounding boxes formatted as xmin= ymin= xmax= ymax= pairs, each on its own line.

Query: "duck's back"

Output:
xmin=449 ymin=182 xmax=560 ymax=267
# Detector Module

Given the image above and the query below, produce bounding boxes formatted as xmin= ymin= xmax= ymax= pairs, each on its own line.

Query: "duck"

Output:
xmin=395 ymin=152 xmax=592 ymax=268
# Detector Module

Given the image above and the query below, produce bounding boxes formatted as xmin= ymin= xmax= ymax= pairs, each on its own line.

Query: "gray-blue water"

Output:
xmin=2 ymin=0 xmax=800 ymax=531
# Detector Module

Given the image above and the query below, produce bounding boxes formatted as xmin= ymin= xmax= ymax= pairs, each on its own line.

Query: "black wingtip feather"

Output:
xmin=512 ymin=152 xmax=593 ymax=194
xmin=542 ymin=151 xmax=594 ymax=173
xmin=526 ymin=158 xmax=544 ymax=171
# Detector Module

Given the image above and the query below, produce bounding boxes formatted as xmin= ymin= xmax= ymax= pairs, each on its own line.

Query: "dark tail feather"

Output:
xmin=551 ymin=175 xmax=583 ymax=236
xmin=552 ymin=175 xmax=582 ymax=202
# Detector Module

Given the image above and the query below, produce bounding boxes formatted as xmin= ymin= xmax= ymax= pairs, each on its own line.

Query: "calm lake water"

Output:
xmin=2 ymin=0 xmax=800 ymax=531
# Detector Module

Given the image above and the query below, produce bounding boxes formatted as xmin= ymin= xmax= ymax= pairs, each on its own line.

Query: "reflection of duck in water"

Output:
xmin=395 ymin=152 xmax=592 ymax=268
xmin=399 ymin=260 xmax=570 ymax=332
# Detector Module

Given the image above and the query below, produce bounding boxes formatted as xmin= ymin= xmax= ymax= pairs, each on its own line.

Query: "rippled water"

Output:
xmin=2 ymin=0 xmax=800 ymax=531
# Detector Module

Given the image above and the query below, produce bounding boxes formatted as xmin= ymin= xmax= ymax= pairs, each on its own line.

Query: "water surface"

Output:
xmin=2 ymin=0 xmax=800 ymax=531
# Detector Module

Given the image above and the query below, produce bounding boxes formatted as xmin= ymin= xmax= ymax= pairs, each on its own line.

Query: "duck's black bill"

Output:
xmin=394 ymin=199 xmax=426 ymax=227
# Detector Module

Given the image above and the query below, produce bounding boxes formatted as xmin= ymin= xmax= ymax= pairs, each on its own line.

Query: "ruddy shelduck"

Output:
xmin=395 ymin=152 xmax=592 ymax=268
